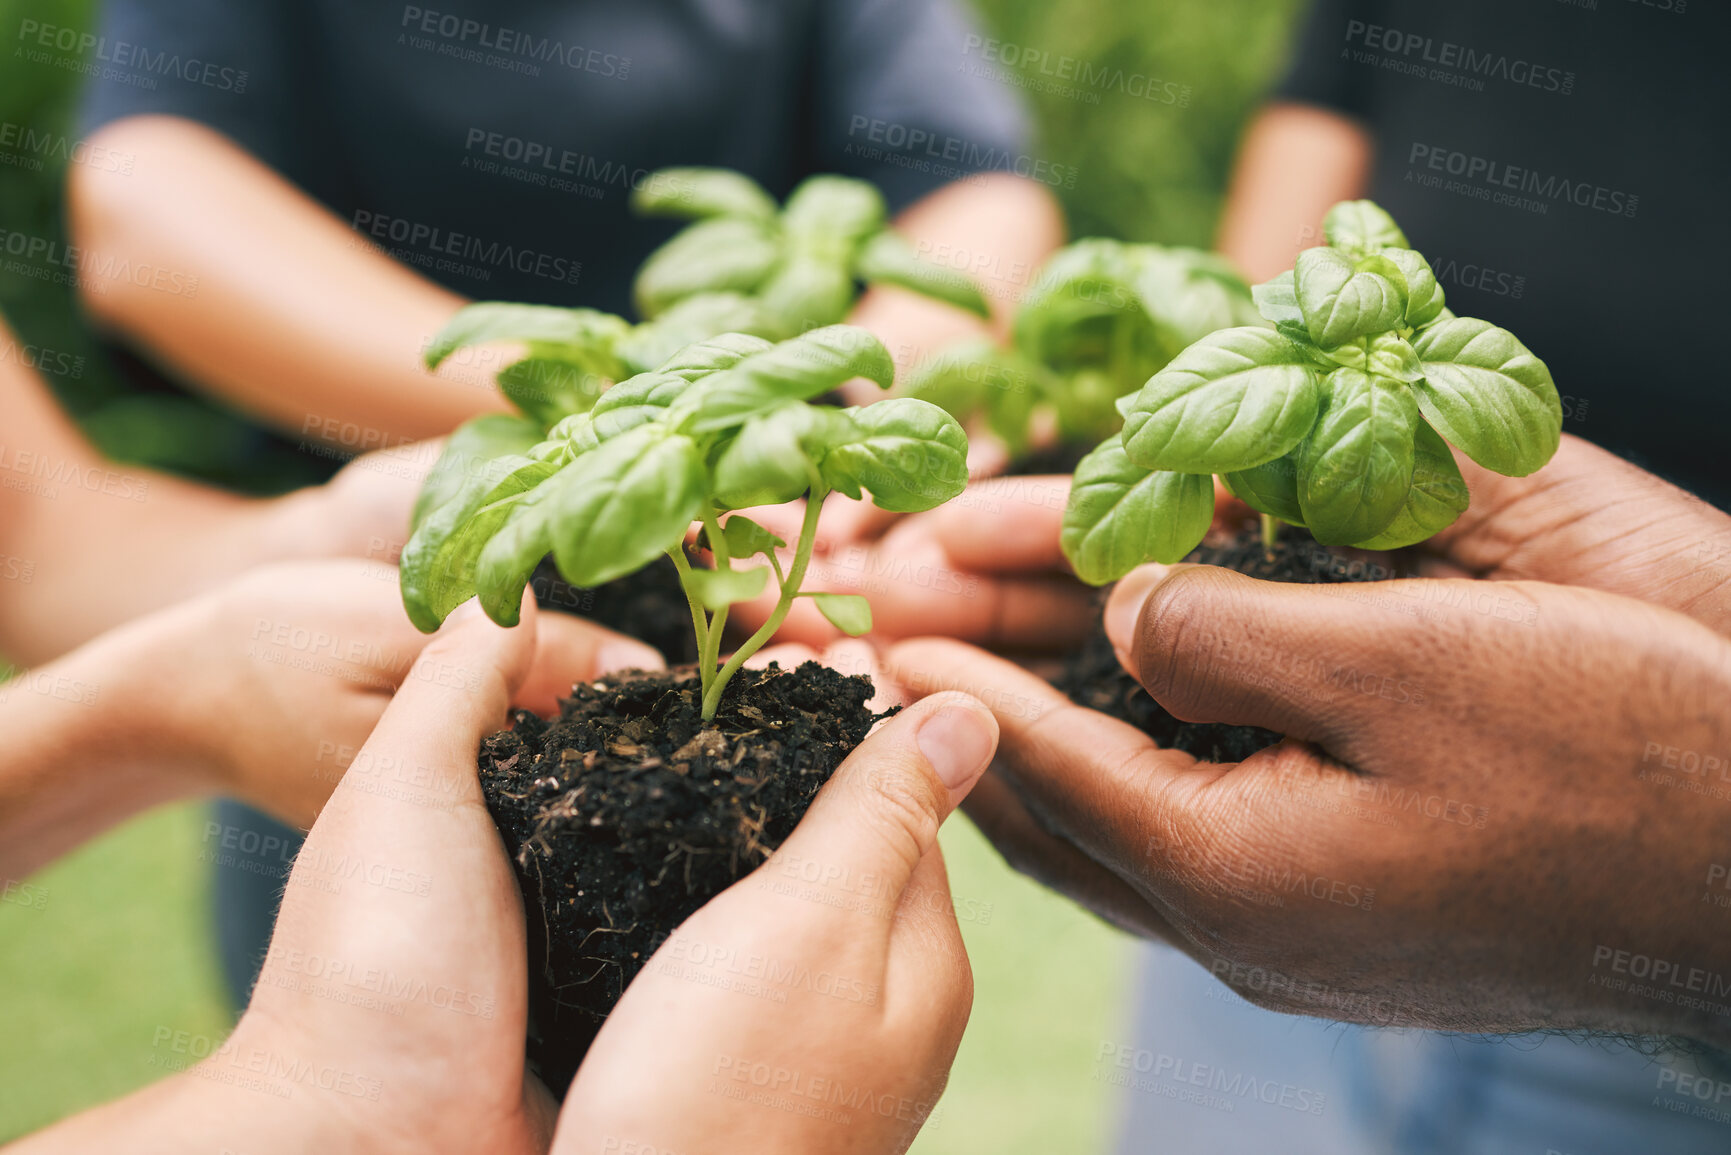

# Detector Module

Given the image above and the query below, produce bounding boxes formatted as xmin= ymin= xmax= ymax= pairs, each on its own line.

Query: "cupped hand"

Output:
xmin=728 ymin=475 xmax=1093 ymax=652
xmin=130 ymin=558 xmax=662 ymax=827
xmin=553 ymin=692 xmax=1000 ymax=1155
xmin=1422 ymin=433 xmax=1731 ymax=634
xmin=889 ymin=566 xmax=1731 ymax=1045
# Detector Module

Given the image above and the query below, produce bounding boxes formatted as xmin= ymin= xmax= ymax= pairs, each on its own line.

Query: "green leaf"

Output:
xmin=900 ymin=340 xmax=995 ymax=421
xmin=497 ymin=352 xmax=611 ymax=427
xmin=1133 ymin=246 xmax=1262 ymax=349
xmin=1251 ymin=270 xmax=1303 ymax=328
xmin=1320 ymin=332 xmax=1423 ymax=382
xmin=1119 ymin=327 xmax=1321 ymax=474
xmin=673 ymin=325 xmax=894 ymax=434
xmin=1379 ymin=248 xmax=1447 ymax=328
xmin=544 ymin=413 xmax=599 ymax=456
xmin=820 ymin=398 xmax=969 ymax=512
xmin=756 ymin=254 xmax=856 ymax=335
xmin=399 ymin=454 xmax=560 ymax=632
xmin=630 ymin=168 xmax=778 ymax=222
xmin=1353 ymin=422 xmax=1469 ymax=550
xmin=547 ymin=428 xmax=707 ymax=588
xmin=685 ymin=565 xmax=770 ymax=611
xmin=634 ymin=217 xmax=781 ymax=318
xmin=710 ymin=403 xmax=852 ymax=509
xmin=1410 ymin=317 xmax=1562 ymax=476
xmin=615 ymin=293 xmax=780 ymax=374
xmin=854 ymin=231 xmax=990 ymax=318
xmin=1059 ymin=438 xmax=1213 ymax=585
xmin=656 ymin=332 xmax=777 ymax=381
xmin=1296 ymin=368 xmax=1420 ymax=545
xmin=1222 ymin=453 xmax=1305 ymax=525
xmin=1323 ymin=200 xmax=1409 ymax=255
xmin=781 ymin=176 xmax=887 ymax=250
xmin=1295 ymin=248 xmax=1406 ymax=348
xmin=1014 ymin=240 xmax=1153 ymax=375
xmin=807 ymin=593 xmax=873 ymax=636
xmin=721 ymin=515 xmax=786 ymax=559
xmin=411 ymin=414 xmax=543 ymax=531
xmin=423 ymin=304 xmax=627 ymax=370
xmin=589 ymin=370 xmax=690 ymax=440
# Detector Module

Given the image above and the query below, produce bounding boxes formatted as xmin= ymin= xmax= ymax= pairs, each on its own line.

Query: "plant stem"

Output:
xmin=699 ymin=509 xmax=732 ymax=687
xmin=1260 ymin=513 xmax=1280 ymax=561
xmin=699 ymin=487 xmax=826 ymax=721
xmin=666 ymin=544 xmax=715 ymax=704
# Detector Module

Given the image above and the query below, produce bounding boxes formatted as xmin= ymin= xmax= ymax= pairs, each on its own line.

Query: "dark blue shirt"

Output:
xmin=78 ymin=0 xmax=1031 ymax=317
xmin=1277 ymin=0 xmax=1728 ymax=508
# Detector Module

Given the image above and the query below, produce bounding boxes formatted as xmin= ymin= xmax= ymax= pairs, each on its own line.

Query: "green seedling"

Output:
xmin=401 ymin=325 xmax=969 ymax=719
xmin=1060 ymin=200 xmax=1563 ymax=584
xmin=632 ymin=167 xmax=990 ymax=335
xmin=901 ymin=239 xmax=1263 ymax=454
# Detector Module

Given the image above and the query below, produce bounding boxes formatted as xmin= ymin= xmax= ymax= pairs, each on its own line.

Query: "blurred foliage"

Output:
xmin=976 ymin=0 xmax=1306 ymax=244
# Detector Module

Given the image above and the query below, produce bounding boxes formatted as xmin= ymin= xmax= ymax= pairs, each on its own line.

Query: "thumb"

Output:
xmin=357 ymin=595 xmax=539 ymax=797
xmin=1104 ymin=563 xmax=1506 ymax=748
xmin=768 ymin=693 xmax=998 ymax=928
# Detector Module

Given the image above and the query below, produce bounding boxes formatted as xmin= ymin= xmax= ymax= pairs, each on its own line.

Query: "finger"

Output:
xmin=1102 ymin=563 xmax=1508 ymax=749
xmin=911 ymin=475 xmax=1073 ymax=574
xmin=887 ymin=638 xmax=1202 ymax=883
xmin=959 ymin=772 xmax=1183 ymax=943
xmin=513 ymin=614 xmax=665 ymax=716
xmin=882 ymin=844 xmax=972 ymax=1030
xmin=766 ymin=693 xmax=997 ymax=942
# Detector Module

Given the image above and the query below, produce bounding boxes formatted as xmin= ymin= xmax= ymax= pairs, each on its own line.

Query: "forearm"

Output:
xmin=67 ymin=115 xmax=507 ymax=447
xmin=1216 ymin=103 xmax=1371 ymax=282
xmin=0 ymin=611 xmax=207 ymax=878
xmin=851 ymin=173 xmax=1064 ymax=380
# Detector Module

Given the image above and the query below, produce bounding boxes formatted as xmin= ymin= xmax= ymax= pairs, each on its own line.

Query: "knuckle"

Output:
xmin=1135 ymin=567 xmax=1238 ymax=711
xmin=851 ymin=755 xmax=947 ymax=870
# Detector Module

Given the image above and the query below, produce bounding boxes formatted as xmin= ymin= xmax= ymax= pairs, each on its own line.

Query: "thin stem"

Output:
xmin=699 ymin=509 xmax=731 ymax=685
xmin=700 ymin=487 xmax=826 ymax=721
xmin=666 ymin=545 xmax=714 ymax=704
xmin=1260 ymin=512 xmax=1280 ymax=561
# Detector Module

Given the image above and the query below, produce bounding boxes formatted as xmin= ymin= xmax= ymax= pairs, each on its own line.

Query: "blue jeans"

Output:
xmin=1114 ymin=944 xmax=1731 ymax=1154
xmin=206 ymin=799 xmax=305 ymax=1011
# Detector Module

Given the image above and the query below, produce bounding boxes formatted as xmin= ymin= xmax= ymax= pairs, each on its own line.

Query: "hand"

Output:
xmin=889 ymin=567 xmax=1731 ymax=1045
xmin=14 ymin=599 xmax=564 ymax=1154
xmin=553 ymin=692 xmax=1000 ymax=1155
xmin=119 ymin=558 xmax=662 ymax=828
xmin=1421 ymin=433 xmax=1731 ymax=634
xmin=731 ymin=475 xmax=1093 ymax=652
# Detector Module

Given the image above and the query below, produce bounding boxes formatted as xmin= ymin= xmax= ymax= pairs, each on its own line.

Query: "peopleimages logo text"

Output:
xmin=1344 ymin=20 xmax=1574 ymax=94
xmin=1407 ymin=144 xmax=1638 ymax=218
xmin=399 ymin=6 xmax=629 ymax=79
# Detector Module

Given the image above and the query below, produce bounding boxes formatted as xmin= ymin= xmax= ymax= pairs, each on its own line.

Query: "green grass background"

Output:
xmin=0 ymin=0 xmax=1304 ymax=1145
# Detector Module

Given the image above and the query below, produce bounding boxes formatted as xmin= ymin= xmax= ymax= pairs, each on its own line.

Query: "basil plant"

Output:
xmin=902 ymin=239 xmax=1263 ymax=455
xmin=401 ymin=325 xmax=968 ymax=720
xmin=632 ymin=167 xmax=989 ymax=338
xmin=1061 ymin=201 xmax=1563 ymax=585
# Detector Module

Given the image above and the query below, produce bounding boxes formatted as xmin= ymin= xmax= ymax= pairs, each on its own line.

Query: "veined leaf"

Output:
xmin=1222 ymin=453 xmax=1306 ymax=525
xmin=854 ymin=231 xmax=990 ymax=318
xmin=497 ymin=350 xmax=613 ymax=427
xmin=720 ymin=515 xmax=786 ymax=559
xmin=711 ymin=402 xmax=857 ymax=509
xmin=630 ymin=167 xmax=778 ymax=222
xmin=756 ymin=253 xmax=855 ymax=336
xmin=411 ymin=414 xmax=543 ymax=531
xmin=1320 ymin=332 xmax=1423 ymax=382
xmin=820 ymin=398 xmax=969 ymax=512
xmin=781 ymin=176 xmax=886 ymax=250
xmin=634 ymin=217 xmax=781 ymax=318
xmin=422 ymin=304 xmax=627 ymax=371
xmin=808 ymin=593 xmax=872 ymax=636
xmin=1379 ymin=248 xmax=1447 ymax=328
xmin=400 ymin=454 xmax=559 ymax=632
xmin=1296 ymin=368 xmax=1419 ymax=545
xmin=615 ymin=293 xmax=780 ymax=375
xmin=1252 ymin=270 xmax=1303 ymax=327
xmin=1120 ymin=327 xmax=1321 ymax=474
xmin=1060 ymin=438 xmax=1213 ymax=585
xmin=546 ymin=429 xmax=707 ymax=588
xmin=656 ymin=332 xmax=777 ymax=381
xmin=1295 ymin=248 xmax=1406 ymax=348
xmin=1354 ymin=421 xmax=1469 ymax=549
xmin=1411 ymin=317 xmax=1562 ymax=476
xmin=686 ymin=565 xmax=770 ymax=611
xmin=673 ymin=325 xmax=894 ymax=433
xmin=1323 ymin=200 xmax=1409 ymax=255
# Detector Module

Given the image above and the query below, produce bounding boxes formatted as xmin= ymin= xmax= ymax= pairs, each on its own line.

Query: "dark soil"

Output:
xmin=530 ymin=552 xmax=700 ymax=664
xmin=479 ymin=661 xmax=881 ymax=1097
xmin=1055 ymin=521 xmax=1393 ymax=761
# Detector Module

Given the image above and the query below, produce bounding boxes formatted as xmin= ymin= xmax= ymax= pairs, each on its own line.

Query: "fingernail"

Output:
xmin=597 ymin=640 xmax=665 ymax=676
xmin=916 ymin=703 xmax=998 ymax=791
xmin=1104 ymin=564 xmax=1168 ymax=668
